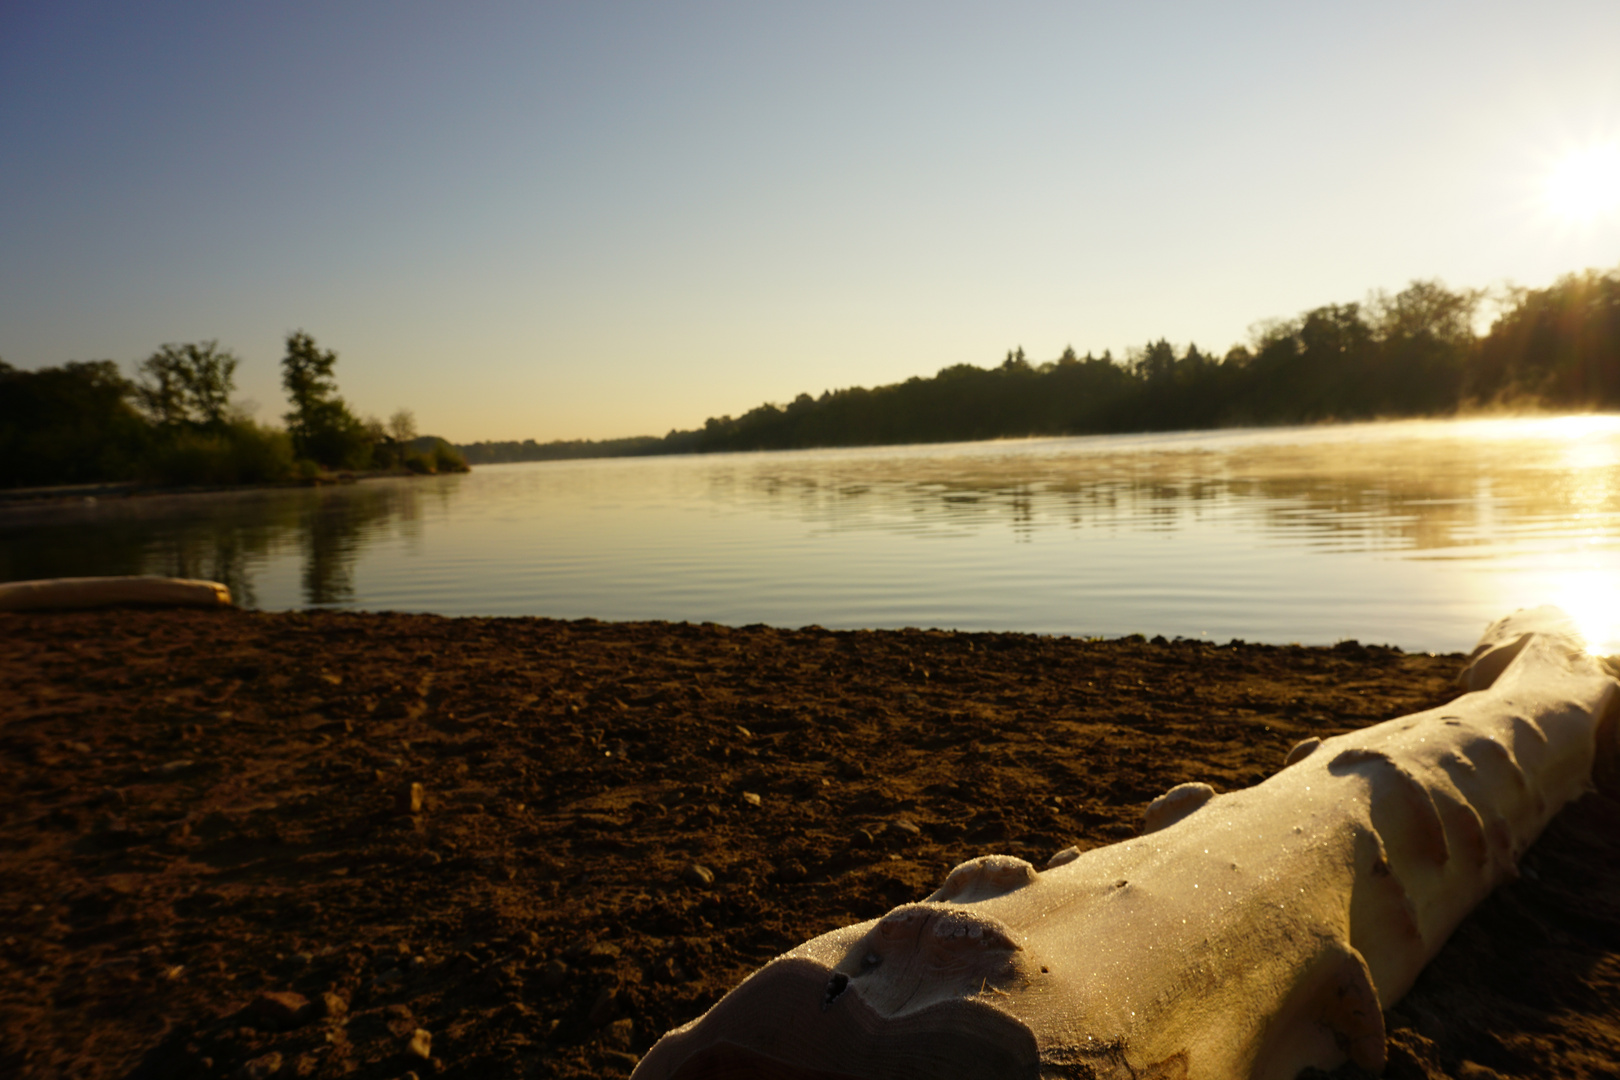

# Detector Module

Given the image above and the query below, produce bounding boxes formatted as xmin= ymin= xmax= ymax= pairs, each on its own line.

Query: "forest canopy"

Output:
xmin=459 ymin=265 xmax=1620 ymax=464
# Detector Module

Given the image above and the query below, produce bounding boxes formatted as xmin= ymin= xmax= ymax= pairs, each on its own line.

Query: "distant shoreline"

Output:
xmin=0 ymin=466 xmax=455 ymax=512
xmin=458 ymin=405 xmax=1618 ymax=466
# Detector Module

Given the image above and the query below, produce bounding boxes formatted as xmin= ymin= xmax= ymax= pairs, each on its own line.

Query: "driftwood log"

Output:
xmin=0 ymin=576 xmax=232 ymax=610
xmin=632 ymin=607 xmax=1620 ymax=1080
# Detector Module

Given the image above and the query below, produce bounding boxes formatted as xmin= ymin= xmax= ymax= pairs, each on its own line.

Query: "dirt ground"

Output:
xmin=1 ymin=609 xmax=1616 ymax=1080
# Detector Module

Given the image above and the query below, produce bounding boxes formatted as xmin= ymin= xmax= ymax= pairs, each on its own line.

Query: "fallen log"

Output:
xmin=0 ymin=575 xmax=232 ymax=610
xmin=632 ymin=607 xmax=1620 ymax=1080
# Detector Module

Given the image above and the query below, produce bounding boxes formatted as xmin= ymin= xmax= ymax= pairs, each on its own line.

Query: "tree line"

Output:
xmin=1 ymin=332 xmax=467 ymax=489
xmin=460 ymin=265 xmax=1620 ymax=463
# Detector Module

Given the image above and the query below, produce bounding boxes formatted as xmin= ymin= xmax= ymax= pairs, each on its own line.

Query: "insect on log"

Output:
xmin=631 ymin=607 xmax=1620 ymax=1080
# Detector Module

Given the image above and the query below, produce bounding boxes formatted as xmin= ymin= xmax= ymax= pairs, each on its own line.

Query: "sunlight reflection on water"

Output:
xmin=1 ymin=416 xmax=1616 ymax=654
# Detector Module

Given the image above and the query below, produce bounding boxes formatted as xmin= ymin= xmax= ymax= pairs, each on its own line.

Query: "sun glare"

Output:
xmin=1543 ymin=143 xmax=1620 ymax=222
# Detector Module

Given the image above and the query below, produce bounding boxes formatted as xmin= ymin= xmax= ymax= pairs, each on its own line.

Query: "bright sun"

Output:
xmin=1544 ymin=143 xmax=1620 ymax=222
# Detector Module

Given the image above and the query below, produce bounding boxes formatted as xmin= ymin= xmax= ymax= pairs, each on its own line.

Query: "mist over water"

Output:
xmin=3 ymin=416 xmax=1617 ymax=654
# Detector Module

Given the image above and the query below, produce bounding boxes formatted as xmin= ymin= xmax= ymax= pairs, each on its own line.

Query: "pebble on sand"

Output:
xmin=236 ymin=1051 xmax=282 ymax=1079
xmin=397 ymin=782 xmax=425 ymax=815
xmin=600 ymin=1049 xmax=641 ymax=1073
xmin=407 ymin=1028 xmax=433 ymax=1060
xmin=248 ymin=990 xmax=309 ymax=1027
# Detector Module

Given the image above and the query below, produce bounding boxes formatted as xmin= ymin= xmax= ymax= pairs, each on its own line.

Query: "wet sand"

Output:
xmin=1 ymin=609 xmax=1616 ymax=1079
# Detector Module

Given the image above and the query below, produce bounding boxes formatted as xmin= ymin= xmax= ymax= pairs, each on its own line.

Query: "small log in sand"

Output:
xmin=0 ymin=576 xmax=231 ymax=610
xmin=633 ymin=607 xmax=1620 ymax=1080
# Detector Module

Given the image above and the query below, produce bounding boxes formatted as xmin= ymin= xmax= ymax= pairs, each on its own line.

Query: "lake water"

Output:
xmin=3 ymin=416 xmax=1617 ymax=655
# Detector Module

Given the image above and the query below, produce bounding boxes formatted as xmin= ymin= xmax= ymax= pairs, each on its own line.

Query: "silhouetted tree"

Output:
xmin=1470 ymin=268 xmax=1620 ymax=407
xmin=134 ymin=341 xmax=240 ymax=428
xmin=0 ymin=359 xmax=150 ymax=487
xmin=280 ymin=331 xmax=372 ymax=469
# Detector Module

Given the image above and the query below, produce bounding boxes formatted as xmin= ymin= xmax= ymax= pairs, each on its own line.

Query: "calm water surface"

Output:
xmin=3 ymin=416 xmax=1617 ymax=654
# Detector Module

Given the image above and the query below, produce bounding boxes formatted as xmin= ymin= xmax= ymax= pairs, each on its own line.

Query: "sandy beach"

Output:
xmin=1 ymin=608 xmax=1616 ymax=1079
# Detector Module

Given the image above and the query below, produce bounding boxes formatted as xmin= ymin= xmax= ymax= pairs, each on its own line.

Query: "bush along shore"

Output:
xmin=0 ymin=332 xmax=467 ymax=492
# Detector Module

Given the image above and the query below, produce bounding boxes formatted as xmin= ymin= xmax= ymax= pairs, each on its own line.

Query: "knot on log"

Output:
xmin=1143 ymin=782 xmax=1216 ymax=834
xmin=929 ymin=854 xmax=1038 ymax=902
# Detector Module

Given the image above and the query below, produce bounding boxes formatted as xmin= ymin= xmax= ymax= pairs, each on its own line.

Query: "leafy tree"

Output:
xmin=1135 ymin=339 xmax=1178 ymax=383
xmin=1470 ymin=268 xmax=1620 ymax=406
xmin=388 ymin=408 xmax=418 ymax=443
xmin=280 ymin=331 xmax=372 ymax=469
xmin=281 ymin=331 xmax=339 ymax=431
xmin=134 ymin=341 xmax=240 ymax=427
xmin=1369 ymin=280 xmax=1479 ymax=347
xmin=1366 ymin=280 xmax=1478 ymax=413
xmin=0 ymin=359 xmax=150 ymax=487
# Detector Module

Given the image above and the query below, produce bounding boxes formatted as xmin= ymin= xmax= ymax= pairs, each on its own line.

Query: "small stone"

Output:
xmin=406 ymin=1028 xmax=432 ymax=1060
xmin=586 ymin=941 xmax=622 ymax=962
xmin=599 ymin=1049 xmax=640 ymax=1073
xmin=603 ymin=1017 xmax=635 ymax=1050
xmin=66 ymin=741 xmax=92 ymax=754
xmin=317 ymin=991 xmax=349 ymax=1020
xmin=283 ymin=952 xmax=313 ymax=972
xmin=249 ymin=990 xmax=310 ymax=1027
xmin=889 ymin=818 xmax=921 ymax=837
xmin=1046 ymin=846 xmax=1081 ymax=869
xmin=541 ymin=959 xmax=569 ymax=989
xmin=156 ymin=759 xmax=194 ymax=777
xmin=683 ymin=863 xmax=715 ymax=886
xmin=741 ymin=792 xmax=762 ymax=807
xmin=382 ymin=1003 xmax=416 ymax=1036
xmin=236 ymin=1051 xmax=283 ymax=1079
xmin=1455 ymin=1064 xmax=1509 ymax=1080
xmin=397 ymin=782 xmax=424 ymax=815
xmin=586 ymin=986 xmax=619 ymax=1026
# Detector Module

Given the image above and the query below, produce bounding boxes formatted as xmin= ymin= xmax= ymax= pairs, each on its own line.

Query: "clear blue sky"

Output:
xmin=4 ymin=1 xmax=1619 ymax=443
